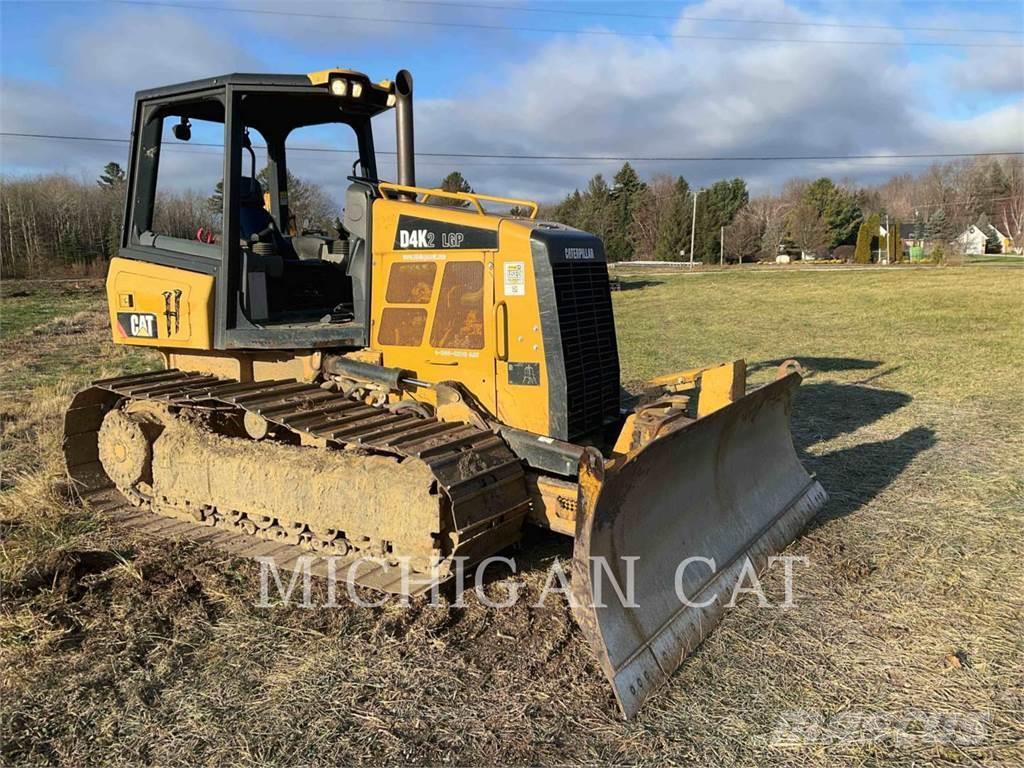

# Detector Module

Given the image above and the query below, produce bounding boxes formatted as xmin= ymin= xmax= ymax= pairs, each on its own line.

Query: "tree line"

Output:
xmin=1 ymin=163 xmax=340 ymax=277
xmin=537 ymin=156 xmax=1023 ymax=262
xmin=2 ymin=156 xmax=1020 ymax=277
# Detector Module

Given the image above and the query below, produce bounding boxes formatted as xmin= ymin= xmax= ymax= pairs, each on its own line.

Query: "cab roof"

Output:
xmin=134 ymin=70 xmax=395 ymax=119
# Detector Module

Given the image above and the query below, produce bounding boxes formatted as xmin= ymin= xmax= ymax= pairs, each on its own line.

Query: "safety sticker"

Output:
xmin=504 ymin=261 xmax=525 ymax=296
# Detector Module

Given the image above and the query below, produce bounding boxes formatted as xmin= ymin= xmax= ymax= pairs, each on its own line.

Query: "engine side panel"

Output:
xmin=367 ymin=198 xmax=507 ymax=422
xmin=493 ymin=221 xmax=551 ymax=436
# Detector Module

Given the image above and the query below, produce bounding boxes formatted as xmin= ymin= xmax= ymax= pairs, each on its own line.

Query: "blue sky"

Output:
xmin=1 ymin=0 xmax=1022 ymax=204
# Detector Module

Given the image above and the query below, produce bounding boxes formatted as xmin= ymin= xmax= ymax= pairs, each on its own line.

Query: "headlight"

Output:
xmin=351 ymin=82 xmax=363 ymax=99
xmin=329 ymin=78 xmax=348 ymax=97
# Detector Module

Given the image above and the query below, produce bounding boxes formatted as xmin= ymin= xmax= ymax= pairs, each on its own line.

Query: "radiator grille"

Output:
xmin=551 ymin=261 xmax=620 ymax=439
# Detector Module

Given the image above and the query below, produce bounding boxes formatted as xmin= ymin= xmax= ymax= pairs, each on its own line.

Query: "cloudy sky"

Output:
xmin=1 ymin=0 xmax=1022 ymax=204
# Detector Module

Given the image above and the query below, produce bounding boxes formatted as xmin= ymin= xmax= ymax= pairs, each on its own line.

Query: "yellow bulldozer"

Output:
xmin=63 ymin=68 xmax=826 ymax=718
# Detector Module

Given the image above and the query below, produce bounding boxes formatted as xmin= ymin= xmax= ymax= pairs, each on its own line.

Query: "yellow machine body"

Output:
xmin=107 ymin=191 xmax=555 ymax=437
xmin=367 ymin=195 xmax=550 ymax=435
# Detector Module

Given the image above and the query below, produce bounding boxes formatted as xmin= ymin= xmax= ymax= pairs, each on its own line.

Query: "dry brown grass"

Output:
xmin=1 ymin=270 xmax=1023 ymax=766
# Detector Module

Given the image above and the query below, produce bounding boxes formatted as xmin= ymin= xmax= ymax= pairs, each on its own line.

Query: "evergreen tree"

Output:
xmin=890 ymin=218 xmax=903 ymax=262
xmin=853 ymin=220 xmax=873 ymax=263
xmin=911 ymin=210 xmax=925 ymax=242
xmin=986 ymin=227 xmax=1002 ymax=253
xmin=654 ymin=176 xmax=691 ymax=261
xmin=427 ymin=171 xmax=473 ymax=207
xmin=97 ymin=162 xmax=125 ymax=189
xmin=606 ymin=163 xmax=646 ymax=261
xmin=552 ymin=189 xmax=584 ymax=228
xmin=977 ymin=214 xmax=1001 ymax=253
xmin=579 ymin=174 xmax=614 ymax=245
xmin=208 ymin=180 xmax=224 ymax=215
xmin=97 ymin=162 xmax=126 ymax=258
xmin=986 ymin=160 xmax=1011 ymax=198
xmin=105 ymin=215 xmax=122 ymax=259
xmin=803 ymin=177 xmax=863 ymax=248
xmin=926 ymin=208 xmax=949 ymax=241
xmin=58 ymin=227 xmax=83 ymax=267
xmin=865 ymin=213 xmax=880 ymax=261
xmin=698 ymin=178 xmax=748 ymax=262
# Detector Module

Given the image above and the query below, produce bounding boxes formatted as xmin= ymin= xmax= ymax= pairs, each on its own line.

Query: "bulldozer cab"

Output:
xmin=121 ymin=70 xmax=400 ymax=350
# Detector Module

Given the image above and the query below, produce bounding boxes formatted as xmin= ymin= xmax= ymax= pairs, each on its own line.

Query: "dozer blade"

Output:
xmin=571 ymin=371 xmax=827 ymax=718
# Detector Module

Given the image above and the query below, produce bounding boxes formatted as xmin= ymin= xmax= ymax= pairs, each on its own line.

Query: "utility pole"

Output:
xmin=689 ymin=189 xmax=700 ymax=267
xmin=720 ymin=225 xmax=725 ymax=266
xmin=885 ymin=212 xmax=890 ymax=264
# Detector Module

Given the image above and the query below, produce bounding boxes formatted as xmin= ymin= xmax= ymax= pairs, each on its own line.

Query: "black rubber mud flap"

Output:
xmin=571 ymin=372 xmax=828 ymax=718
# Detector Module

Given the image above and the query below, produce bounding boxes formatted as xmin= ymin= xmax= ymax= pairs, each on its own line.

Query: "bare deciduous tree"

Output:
xmin=731 ymin=194 xmax=791 ymax=261
xmin=628 ymin=175 xmax=675 ymax=259
xmin=996 ymin=157 xmax=1024 ymax=251
xmin=0 ymin=165 xmax=340 ymax=277
xmin=787 ymin=199 xmax=830 ymax=257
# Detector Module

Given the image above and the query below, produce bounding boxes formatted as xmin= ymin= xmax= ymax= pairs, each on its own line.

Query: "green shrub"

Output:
xmin=853 ymin=222 xmax=872 ymax=264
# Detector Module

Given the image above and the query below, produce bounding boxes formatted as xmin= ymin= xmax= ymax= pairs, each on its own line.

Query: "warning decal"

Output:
xmin=503 ymin=261 xmax=525 ymax=296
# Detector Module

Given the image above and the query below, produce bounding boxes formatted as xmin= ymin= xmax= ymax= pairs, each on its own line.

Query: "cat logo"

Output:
xmin=398 ymin=229 xmax=435 ymax=249
xmin=117 ymin=312 xmax=158 ymax=338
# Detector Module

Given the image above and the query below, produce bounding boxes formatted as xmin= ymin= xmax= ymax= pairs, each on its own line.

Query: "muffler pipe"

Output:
xmin=394 ymin=69 xmax=415 ymax=191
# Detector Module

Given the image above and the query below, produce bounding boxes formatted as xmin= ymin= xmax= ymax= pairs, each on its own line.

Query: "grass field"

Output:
xmin=2 ymin=268 xmax=1022 ymax=766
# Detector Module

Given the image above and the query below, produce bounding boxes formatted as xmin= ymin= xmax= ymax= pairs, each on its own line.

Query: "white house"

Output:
xmin=956 ymin=223 xmax=1011 ymax=254
xmin=956 ymin=225 xmax=988 ymax=254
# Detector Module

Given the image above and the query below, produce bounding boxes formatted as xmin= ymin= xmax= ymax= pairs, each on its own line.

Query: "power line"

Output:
xmin=899 ymin=195 xmax=1020 ymax=209
xmin=105 ymin=0 xmax=1024 ymax=49
xmin=383 ymin=0 xmax=1024 ymax=36
xmin=4 ymin=131 xmax=1022 ymax=163
xmin=154 ymin=148 xmax=982 ymax=173
xmin=640 ymin=186 xmax=1019 ymax=209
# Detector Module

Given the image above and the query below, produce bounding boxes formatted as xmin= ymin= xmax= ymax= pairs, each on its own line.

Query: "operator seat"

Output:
xmin=239 ymin=177 xmax=327 ymax=263
xmin=238 ymin=177 xmax=278 ymax=241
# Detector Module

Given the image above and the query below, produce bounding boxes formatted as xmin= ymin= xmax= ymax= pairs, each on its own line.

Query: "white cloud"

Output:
xmin=0 ymin=78 xmax=129 ymax=177
xmin=920 ymin=100 xmax=1024 ymax=152
xmin=1 ymin=7 xmax=258 ymax=179
xmin=948 ymin=49 xmax=1024 ymax=95
xmin=58 ymin=8 xmax=260 ymax=88
xmin=395 ymin=0 xmax=1023 ymax=199
xmin=2 ymin=0 xmax=1022 ymax=203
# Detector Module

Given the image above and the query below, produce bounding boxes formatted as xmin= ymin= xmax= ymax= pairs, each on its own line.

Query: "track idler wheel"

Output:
xmin=98 ymin=409 xmax=154 ymax=491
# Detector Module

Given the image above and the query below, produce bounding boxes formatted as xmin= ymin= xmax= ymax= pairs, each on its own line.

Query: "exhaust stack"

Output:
xmin=394 ymin=70 xmax=415 ymax=188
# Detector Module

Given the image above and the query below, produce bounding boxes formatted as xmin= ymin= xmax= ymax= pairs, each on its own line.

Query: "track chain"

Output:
xmin=64 ymin=369 xmax=532 ymax=593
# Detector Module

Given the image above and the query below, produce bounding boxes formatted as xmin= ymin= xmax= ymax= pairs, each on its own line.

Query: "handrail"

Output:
xmin=494 ymin=300 xmax=509 ymax=361
xmin=377 ymin=181 xmax=539 ymax=220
